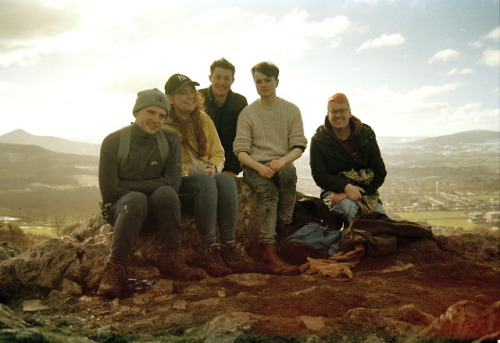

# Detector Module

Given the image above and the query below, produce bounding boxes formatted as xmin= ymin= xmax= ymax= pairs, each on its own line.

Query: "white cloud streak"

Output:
xmin=357 ymin=33 xmax=405 ymax=51
xmin=478 ymin=49 xmax=500 ymax=67
xmin=428 ymin=49 xmax=460 ymax=63
xmin=481 ymin=26 xmax=500 ymax=41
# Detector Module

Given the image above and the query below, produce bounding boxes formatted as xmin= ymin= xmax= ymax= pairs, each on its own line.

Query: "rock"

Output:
xmin=198 ymin=311 xmax=256 ymax=343
xmin=299 ymin=315 xmax=325 ymax=331
xmin=22 ymin=299 xmax=49 ymax=312
xmin=420 ymin=300 xmax=500 ymax=340
xmin=0 ymin=303 xmax=29 ymax=329
xmin=61 ymin=278 xmax=83 ymax=295
xmin=0 ymin=243 xmax=24 ymax=262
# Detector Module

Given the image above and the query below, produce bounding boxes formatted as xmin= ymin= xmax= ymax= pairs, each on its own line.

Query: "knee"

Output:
xmin=152 ymin=186 xmax=180 ymax=207
xmin=119 ymin=192 xmax=148 ymax=216
xmin=255 ymin=187 xmax=279 ymax=203
xmin=214 ymin=174 xmax=236 ymax=192
xmin=278 ymin=165 xmax=297 ymax=184
xmin=192 ymin=174 xmax=217 ymax=192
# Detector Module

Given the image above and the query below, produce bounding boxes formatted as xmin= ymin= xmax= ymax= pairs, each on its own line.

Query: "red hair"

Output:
xmin=327 ymin=93 xmax=350 ymax=108
xmin=169 ymin=91 xmax=208 ymax=159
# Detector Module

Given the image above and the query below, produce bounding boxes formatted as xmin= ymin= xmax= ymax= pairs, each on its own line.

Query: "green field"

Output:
xmin=18 ymin=225 xmax=58 ymax=238
xmin=393 ymin=211 xmax=476 ymax=230
xmin=470 ymin=194 xmax=500 ymax=201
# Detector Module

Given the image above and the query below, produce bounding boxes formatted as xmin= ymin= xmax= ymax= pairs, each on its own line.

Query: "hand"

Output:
xmin=205 ymin=163 xmax=217 ymax=177
xmin=265 ymin=159 xmax=284 ymax=173
xmin=330 ymin=193 xmax=347 ymax=205
xmin=344 ymin=184 xmax=365 ymax=201
xmin=258 ymin=164 xmax=275 ymax=179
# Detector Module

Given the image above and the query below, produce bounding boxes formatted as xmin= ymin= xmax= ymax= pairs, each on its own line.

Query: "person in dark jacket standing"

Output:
xmin=98 ymin=88 xmax=205 ymax=299
xmin=199 ymin=58 xmax=248 ymax=176
xmin=310 ymin=93 xmax=387 ymax=225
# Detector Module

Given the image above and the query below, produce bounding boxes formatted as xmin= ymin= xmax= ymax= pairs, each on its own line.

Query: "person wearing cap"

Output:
xmin=97 ymin=88 xmax=206 ymax=299
xmin=310 ymin=93 xmax=387 ymax=225
xmin=199 ymin=58 xmax=248 ymax=177
xmin=163 ymin=73 xmax=246 ymax=277
xmin=233 ymin=62 xmax=307 ymax=276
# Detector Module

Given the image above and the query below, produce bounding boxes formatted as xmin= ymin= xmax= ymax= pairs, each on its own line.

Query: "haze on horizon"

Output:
xmin=0 ymin=0 xmax=499 ymax=144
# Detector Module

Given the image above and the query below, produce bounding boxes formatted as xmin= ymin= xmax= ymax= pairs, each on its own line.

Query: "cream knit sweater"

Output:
xmin=233 ymin=98 xmax=307 ymax=162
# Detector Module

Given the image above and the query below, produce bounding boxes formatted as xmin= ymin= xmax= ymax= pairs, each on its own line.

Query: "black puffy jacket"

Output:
xmin=309 ymin=116 xmax=386 ymax=197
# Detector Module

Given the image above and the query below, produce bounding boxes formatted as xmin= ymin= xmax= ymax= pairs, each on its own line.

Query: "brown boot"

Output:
xmin=158 ymin=251 xmax=206 ymax=281
xmin=198 ymin=243 xmax=232 ymax=277
xmin=98 ymin=258 xmax=126 ymax=299
xmin=221 ymin=241 xmax=246 ymax=272
xmin=260 ymin=243 xmax=300 ymax=276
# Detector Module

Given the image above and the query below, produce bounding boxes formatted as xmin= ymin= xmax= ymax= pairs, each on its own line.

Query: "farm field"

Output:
xmin=393 ymin=210 xmax=476 ymax=231
xmin=18 ymin=225 xmax=58 ymax=238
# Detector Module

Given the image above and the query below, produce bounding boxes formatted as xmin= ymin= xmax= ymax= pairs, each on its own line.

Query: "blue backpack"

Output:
xmin=280 ymin=223 xmax=345 ymax=265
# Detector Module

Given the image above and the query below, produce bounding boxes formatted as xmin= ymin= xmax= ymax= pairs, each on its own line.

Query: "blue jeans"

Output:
xmin=179 ymin=173 xmax=237 ymax=247
xmin=109 ymin=186 xmax=181 ymax=262
xmin=243 ymin=164 xmax=298 ymax=244
xmin=332 ymin=198 xmax=387 ymax=224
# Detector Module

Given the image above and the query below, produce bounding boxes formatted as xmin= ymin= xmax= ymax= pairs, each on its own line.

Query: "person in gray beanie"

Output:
xmin=97 ymin=88 xmax=206 ymax=299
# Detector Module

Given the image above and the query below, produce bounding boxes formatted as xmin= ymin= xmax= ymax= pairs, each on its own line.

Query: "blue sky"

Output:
xmin=0 ymin=0 xmax=499 ymax=143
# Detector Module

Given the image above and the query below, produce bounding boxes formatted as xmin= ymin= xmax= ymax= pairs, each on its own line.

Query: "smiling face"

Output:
xmin=134 ymin=105 xmax=167 ymax=135
xmin=167 ymin=84 xmax=197 ymax=117
xmin=253 ymin=71 xmax=279 ymax=98
xmin=327 ymin=101 xmax=351 ymax=132
xmin=209 ymin=67 xmax=234 ymax=101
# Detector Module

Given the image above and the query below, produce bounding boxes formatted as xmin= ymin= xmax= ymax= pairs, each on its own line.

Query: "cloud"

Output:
xmin=481 ymin=26 xmax=500 ymax=41
xmin=0 ymin=0 xmax=80 ymax=42
xmin=0 ymin=0 xmax=141 ymax=67
xmin=446 ymin=68 xmax=473 ymax=76
xmin=428 ymin=49 xmax=459 ymax=63
xmin=179 ymin=8 xmax=351 ymax=61
xmin=468 ymin=41 xmax=483 ymax=48
xmin=357 ymin=33 xmax=405 ymax=51
xmin=478 ymin=49 xmax=500 ymax=67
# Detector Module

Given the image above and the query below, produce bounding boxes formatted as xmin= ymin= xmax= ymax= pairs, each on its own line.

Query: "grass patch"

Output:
xmin=470 ymin=194 xmax=500 ymax=201
xmin=18 ymin=225 xmax=58 ymax=238
xmin=393 ymin=211 xmax=476 ymax=230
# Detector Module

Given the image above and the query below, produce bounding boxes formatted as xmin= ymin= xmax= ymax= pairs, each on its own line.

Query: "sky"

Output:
xmin=0 ymin=0 xmax=499 ymax=144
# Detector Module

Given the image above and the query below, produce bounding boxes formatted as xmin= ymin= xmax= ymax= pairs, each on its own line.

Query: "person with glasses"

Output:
xmin=310 ymin=93 xmax=387 ymax=226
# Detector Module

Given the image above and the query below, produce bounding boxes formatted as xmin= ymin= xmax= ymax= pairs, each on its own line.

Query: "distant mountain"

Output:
xmin=411 ymin=130 xmax=499 ymax=146
xmin=0 ymin=129 xmax=100 ymax=156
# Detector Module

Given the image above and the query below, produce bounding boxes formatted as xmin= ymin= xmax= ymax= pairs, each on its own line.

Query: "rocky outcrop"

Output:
xmin=0 ymin=178 xmax=499 ymax=342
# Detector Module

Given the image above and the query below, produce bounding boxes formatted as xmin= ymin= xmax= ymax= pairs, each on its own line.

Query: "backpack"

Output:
xmin=117 ymin=125 xmax=170 ymax=170
xmin=100 ymin=125 xmax=171 ymax=221
xmin=280 ymin=223 xmax=345 ymax=265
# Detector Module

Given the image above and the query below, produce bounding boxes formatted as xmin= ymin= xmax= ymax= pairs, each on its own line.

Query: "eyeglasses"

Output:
xmin=328 ymin=108 xmax=350 ymax=115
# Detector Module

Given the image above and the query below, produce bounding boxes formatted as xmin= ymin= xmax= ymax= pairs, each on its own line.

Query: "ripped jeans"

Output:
xmin=243 ymin=163 xmax=298 ymax=244
xmin=331 ymin=198 xmax=387 ymax=224
xmin=108 ymin=186 xmax=181 ymax=262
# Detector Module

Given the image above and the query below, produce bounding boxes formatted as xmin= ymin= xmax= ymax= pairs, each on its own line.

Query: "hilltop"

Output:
xmin=0 ymin=129 xmax=100 ymax=156
xmin=0 ymin=181 xmax=499 ymax=342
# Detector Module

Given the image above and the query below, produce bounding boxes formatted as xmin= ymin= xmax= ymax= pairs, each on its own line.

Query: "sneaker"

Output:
xmin=158 ymin=251 xmax=206 ymax=281
xmin=97 ymin=259 xmax=126 ymax=299
xmin=198 ymin=243 xmax=232 ymax=277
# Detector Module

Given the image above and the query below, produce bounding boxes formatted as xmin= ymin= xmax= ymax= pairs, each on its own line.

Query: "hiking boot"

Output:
xmin=260 ymin=243 xmax=300 ymax=276
xmin=221 ymin=241 xmax=246 ymax=272
xmin=158 ymin=251 xmax=206 ymax=281
xmin=198 ymin=243 xmax=232 ymax=277
xmin=97 ymin=258 xmax=126 ymax=299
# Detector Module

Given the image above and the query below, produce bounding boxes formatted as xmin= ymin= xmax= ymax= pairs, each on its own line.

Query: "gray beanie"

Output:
xmin=132 ymin=88 xmax=170 ymax=114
